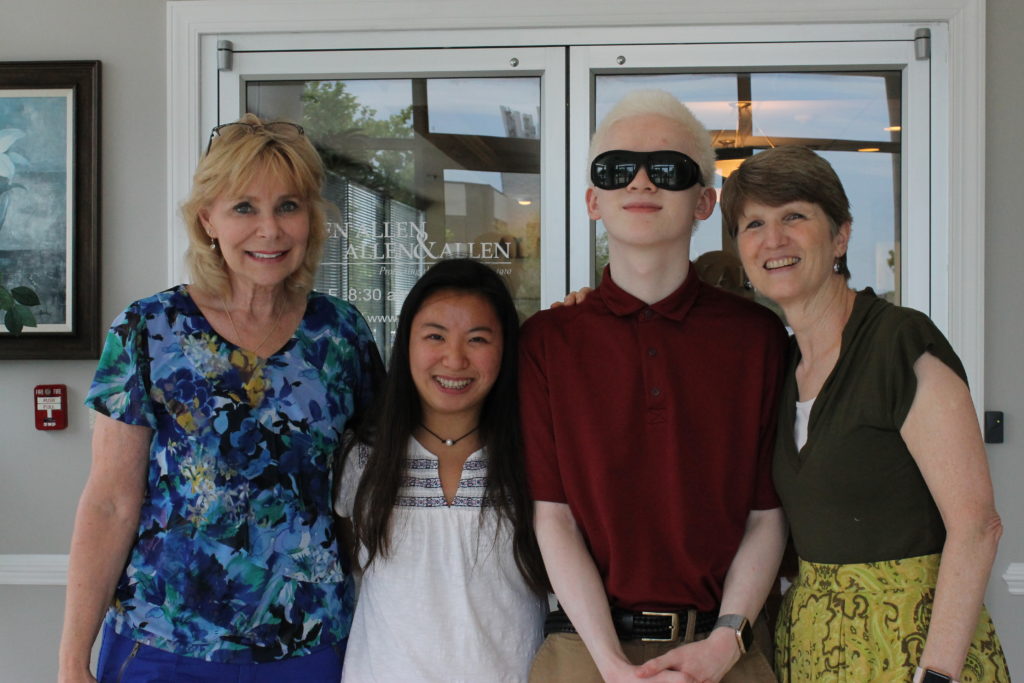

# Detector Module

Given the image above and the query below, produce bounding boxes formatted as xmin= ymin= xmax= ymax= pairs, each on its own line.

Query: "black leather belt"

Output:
xmin=543 ymin=606 xmax=718 ymax=643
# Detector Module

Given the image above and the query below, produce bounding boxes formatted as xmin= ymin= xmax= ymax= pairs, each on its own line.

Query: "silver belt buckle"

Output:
xmin=639 ymin=611 xmax=680 ymax=642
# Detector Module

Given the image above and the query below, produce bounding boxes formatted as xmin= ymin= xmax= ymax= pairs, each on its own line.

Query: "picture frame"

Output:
xmin=0 ymin=60 xmax=100 ymax=359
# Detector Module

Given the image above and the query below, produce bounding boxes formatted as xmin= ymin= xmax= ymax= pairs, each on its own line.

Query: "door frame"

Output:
xmin=167 ymin=0 xmax=986 ymax=411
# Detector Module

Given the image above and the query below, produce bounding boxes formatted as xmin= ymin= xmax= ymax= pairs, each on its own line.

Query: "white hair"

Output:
xmin=588 ymin=89 xmax=715 ymax=186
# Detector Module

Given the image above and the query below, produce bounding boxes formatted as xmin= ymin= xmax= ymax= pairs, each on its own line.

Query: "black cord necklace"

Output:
xmin=420 ymin=423 xmax=479 ymax=447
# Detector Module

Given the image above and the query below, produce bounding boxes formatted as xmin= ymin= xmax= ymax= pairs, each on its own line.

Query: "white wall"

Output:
xmin=0 ymin=1 xmax=167 ymax=681
xmin=0 ymin=1 xmax=1020 ymax=681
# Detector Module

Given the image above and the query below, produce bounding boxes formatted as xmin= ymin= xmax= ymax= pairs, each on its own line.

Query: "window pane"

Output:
xmin=246 ymin=77 xmax=542 ymax=359
xmin=593 ymin=71 xmax=901 ymax=308
xmin=427 ymin=77 xmax=541 ymax=138
xmin=595 ymin=74 xmax=740 ymax=132
xmin=750 ymin=73 xmax=896 ymax=141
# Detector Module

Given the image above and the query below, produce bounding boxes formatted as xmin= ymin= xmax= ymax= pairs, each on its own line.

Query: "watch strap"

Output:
xmin=713 ymin=614 xmax=752 ymax=654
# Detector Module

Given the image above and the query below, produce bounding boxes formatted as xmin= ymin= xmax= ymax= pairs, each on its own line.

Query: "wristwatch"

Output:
xmin=917 ymin=667 xmax=956 ymax=683
xmin=714 ymin=614 xmax=753 ymax=654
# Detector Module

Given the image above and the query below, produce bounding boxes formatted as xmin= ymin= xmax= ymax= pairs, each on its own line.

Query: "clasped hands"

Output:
xmin=601 ymin=628 xmax=742 ymax=683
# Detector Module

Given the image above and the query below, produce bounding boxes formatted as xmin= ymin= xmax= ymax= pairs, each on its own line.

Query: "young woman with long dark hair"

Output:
xmin=335 ymin=258 xmax=548 ymax=682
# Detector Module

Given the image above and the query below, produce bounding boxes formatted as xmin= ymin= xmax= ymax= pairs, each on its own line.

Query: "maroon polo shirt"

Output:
xmin=520 ymin=266 xmax=786 ymax=612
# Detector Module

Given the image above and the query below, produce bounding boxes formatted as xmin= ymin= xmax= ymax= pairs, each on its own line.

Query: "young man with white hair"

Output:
xmin=519 ymin=90 xmax=787 ymax=682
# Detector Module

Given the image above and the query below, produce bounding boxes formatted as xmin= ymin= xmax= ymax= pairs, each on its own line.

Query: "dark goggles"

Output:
xmin=591 ymin=149 xmax=705 ymax=191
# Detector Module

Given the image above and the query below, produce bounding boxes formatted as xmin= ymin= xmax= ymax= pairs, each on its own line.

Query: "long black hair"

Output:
xmin=350 ymin=258 xmax=547 ymax=594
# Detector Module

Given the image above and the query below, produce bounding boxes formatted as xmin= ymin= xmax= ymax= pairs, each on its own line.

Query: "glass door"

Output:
xmin=194 ymin=33 xmax=938 ymax=349
xmin=568 ymin=40 xmax=932 ymax=316
xmin=204 ymin=46 xmax=566 ymax=358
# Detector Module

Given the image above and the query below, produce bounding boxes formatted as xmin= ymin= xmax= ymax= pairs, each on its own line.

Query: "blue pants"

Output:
xmin=96 ymin=623 xmax=345 ymax=683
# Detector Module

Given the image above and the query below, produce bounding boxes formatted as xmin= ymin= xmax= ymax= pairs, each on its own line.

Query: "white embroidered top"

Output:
xmin=336 ymin=438 xmax=546 ymax=682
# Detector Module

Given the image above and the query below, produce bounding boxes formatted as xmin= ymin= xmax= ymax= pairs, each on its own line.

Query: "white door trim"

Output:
xmin=167 ymin=0 xmax=986 ymax=412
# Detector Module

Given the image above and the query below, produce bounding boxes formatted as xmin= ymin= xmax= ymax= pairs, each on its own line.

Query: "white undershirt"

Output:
xmin=794 ymin=397 xmax=816 ymax=451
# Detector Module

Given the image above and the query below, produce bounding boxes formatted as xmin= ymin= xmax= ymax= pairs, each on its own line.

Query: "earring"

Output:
xmin=833 ymin=261 xmax=841 ymax=273
xmin=210 ymin=237 xmax=217 ymax=251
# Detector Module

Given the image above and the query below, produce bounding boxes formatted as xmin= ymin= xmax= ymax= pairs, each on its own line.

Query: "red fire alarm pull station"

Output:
xmin=34 ymin=384 xmax=68 ymax=430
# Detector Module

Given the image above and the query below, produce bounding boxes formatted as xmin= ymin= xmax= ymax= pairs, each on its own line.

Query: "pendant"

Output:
xmin=419 ymin=423 xmax=478 ymax=448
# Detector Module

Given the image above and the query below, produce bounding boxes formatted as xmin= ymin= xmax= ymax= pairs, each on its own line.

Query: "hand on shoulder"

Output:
xmin=549 ymin=286 xmax=593 ymax=308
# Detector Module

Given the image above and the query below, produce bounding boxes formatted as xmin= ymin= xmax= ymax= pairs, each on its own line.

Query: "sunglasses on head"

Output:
xmin=205 ymin=121 xmax=305 ymax=156
xmin=591 ymin=149 xmax=705 ymax=192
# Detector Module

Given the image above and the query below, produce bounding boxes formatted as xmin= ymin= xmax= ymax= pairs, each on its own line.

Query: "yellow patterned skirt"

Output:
xmin=775 ymin=554 xmax=1009 ymax=682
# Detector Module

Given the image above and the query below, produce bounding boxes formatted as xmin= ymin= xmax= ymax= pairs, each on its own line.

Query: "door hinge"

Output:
xmin=915 ymin=28 xmax=931 ymax=61
xmin=218 ymin=39 xmax=234 ymax=72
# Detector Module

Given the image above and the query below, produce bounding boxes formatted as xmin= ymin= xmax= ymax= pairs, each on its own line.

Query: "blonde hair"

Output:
xmin=181 ymin=113 xmax=327 ymax=297
xmin=588 ymin=90 xmax=715 ymax=187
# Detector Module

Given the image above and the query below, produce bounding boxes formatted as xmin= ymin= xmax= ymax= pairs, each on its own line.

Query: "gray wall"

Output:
xmin=984 ymin=0 xmax=1024 ymax=666
xmin=0 ymin=1 xmax=167 ymax=681
xmin=0 ymin=1 xmax=1021 ymax=681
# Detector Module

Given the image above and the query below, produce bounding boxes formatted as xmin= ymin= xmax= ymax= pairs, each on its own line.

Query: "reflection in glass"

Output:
xmin=428 ymin=78 xmax=541 ymax=138
xmin=750 ymin=73 xmax=895 ymax=141
xmin=595 ymin=74 xmax=740 ymax=132
xmin=593 ymin=71 xmax=901 ymax=307
xmin=246 ymin=78 xmax=542 ymax=359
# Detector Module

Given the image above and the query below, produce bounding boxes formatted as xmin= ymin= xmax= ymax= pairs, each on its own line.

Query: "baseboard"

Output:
xmin=0 ymin=554 xmax=68 ymax=586
xmin=1004 ymin=562 xmax=1024 ymax=595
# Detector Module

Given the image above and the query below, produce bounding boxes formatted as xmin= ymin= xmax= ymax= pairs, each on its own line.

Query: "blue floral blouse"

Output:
xmin=85 ymin=285 xmax=379 ymax=662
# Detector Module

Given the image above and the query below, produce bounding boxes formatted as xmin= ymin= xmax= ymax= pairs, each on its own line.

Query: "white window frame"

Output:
xmin=167 ymin=0 xmax=986 ymax=412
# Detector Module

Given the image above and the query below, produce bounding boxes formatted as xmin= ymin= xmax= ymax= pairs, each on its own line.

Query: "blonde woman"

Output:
xmin=58 ymin=115 xmax=382 ymax=682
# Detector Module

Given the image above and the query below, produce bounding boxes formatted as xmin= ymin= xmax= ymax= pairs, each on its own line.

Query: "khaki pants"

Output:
xmin=529 ymin=616 xmax=776 ymax=683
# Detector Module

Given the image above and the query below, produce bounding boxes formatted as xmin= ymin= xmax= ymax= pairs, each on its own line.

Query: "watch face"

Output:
xmin=738 ymin=619 xmax=753 ymax=650
xmin=922 ymin=671 xmax=952 ymax=683
xmin=715 ymin=614 xmax=753 ymax=653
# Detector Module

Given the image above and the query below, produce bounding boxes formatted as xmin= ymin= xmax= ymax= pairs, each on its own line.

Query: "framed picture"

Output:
xmin=0 ymin=60 xmax=100 ymax=359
